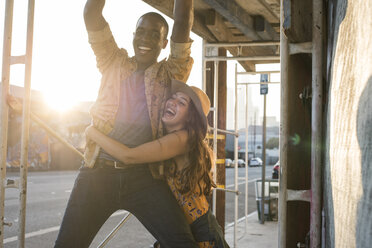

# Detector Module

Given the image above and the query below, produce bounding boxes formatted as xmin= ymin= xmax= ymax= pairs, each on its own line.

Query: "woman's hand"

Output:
xmin=85 ymin=125 xmax=95 ymax=139
xmin=7 ymin=94 xmax=23 ymax=114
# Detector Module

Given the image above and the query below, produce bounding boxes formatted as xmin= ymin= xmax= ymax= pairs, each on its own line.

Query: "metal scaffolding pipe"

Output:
xmin=10 ymin=55 xmax=26 ymax=65
xmin=310 ymin=0 xmax=323 ymax=247
xmin=289 ymin=42 xmax=312 ymax=55
xmin=205 ymin=41 xmax=280 ymax=48
xmin=0 ymin=1 xmax=15 ymax=246
xmin=233 ymin=64 xmax=239 ymax=247
xmin=18 ymin=1 xmax=35 ymax=247
xmin=237 ymin=81 xmax=280 ymax=85
xmin=260 ymin=94 xmax=267 ymax=224
xmin=208 ymin=127 xmax=239 ymax=137
xmin=204 ymin=56 xmax=280 ymax=62
xmin=237 ymin=70 xmax=280 ymax=75
xmin=214 ymin=187 xmax=240 ymax=195
xmin=212 ymin=61 xmax=219 ymax=216
xmin=30 ymin=113 xmax=83 ymax=159
xmin=278 ymin=0 xmax=289 ymax=246
xmin=202 ymin=40 xmax=207 ymax=91
xmin=244 ymin=85 xmax=249 ymax=232
xmin=98 ymin=212 xmax=132 ymax=248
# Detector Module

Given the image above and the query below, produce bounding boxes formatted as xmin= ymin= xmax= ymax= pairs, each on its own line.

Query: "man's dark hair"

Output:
xmin=137 ymin=12 xmax=169 ymax=39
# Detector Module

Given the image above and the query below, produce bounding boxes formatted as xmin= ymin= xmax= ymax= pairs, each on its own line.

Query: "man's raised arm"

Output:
xmin=84 ymin=0 xmax=107 ymax=31
xmin=171 ymin=0 xmax=194 ymax=43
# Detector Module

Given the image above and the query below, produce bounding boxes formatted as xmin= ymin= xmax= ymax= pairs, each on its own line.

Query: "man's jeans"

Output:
xmin=54 ymin=165 xmax=198 ymax=248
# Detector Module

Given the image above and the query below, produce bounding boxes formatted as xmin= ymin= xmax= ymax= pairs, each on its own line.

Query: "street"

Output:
xmin=3 ymin=165 xmax=274 ymax=247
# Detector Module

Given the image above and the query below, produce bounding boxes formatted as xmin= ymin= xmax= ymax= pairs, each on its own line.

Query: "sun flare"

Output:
xmin=42 ymin=90 xmax=78 ymax=112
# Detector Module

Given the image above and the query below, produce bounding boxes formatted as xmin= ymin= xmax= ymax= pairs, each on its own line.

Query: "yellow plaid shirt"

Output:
xmin=83 ymin=24 xmax=193 ymax=178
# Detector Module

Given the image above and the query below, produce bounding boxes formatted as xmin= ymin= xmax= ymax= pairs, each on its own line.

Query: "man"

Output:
xmin=54 ymin=0 xmax=197 ymax=247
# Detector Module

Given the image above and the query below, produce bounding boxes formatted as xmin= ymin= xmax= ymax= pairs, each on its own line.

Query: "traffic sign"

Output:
xmin=260 ymin=74 xmax=268 ymax=95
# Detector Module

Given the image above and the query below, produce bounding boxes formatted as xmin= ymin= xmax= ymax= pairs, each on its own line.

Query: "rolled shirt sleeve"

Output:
xmin=87 ymin=25 xmax=129 ymax=73
xmin=166 ymin=39 xmax=194 ymax=83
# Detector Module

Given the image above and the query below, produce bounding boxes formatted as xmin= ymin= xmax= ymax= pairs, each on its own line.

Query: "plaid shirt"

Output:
xmin=83 ymin=24 xmax=193 ymax=178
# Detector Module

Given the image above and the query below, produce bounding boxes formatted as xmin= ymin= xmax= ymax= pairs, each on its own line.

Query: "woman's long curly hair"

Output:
xmin=166 ymin=101 xmax=216 ymax=196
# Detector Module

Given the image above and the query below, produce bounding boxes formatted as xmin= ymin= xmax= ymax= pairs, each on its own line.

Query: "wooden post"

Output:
xmin=206 ymin=48 xmax=227 ymax=232
xmin=216 ymin=48 xmax=227 ymax=232
xmin=280 ymin=0 xmax=313 ymax=246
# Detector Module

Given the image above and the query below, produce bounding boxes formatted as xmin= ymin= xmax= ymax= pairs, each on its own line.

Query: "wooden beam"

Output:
xmin=142 ymin=0 xmax=217 ymax=41
xmin=203 ymin=11 xmax=279 ymax=64
xmin=236 ymin=0 xmax=280 ymax=23
xmin=256 ymin=0 xmax=280 ymax=19
xmin=253 ymin=15 xmax=280 ymax=40
xmin=193 ymin=12 xmax=218 ymax=41
xmin=203 ymin=0 xmax=261 ymax=40
xmin=282 ymin=0 xmax=312 ymax=42
xmin=205 ymin=10 xmax=256 ymax=71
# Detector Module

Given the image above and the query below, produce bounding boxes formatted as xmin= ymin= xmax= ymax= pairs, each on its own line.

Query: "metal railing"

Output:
xmin=202 ymin=41 xmax=280 ymax=248
xmin=1 ymin=1 xmax=36 ymax=247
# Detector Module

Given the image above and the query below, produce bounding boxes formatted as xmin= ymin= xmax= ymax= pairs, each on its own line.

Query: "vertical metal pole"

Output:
xmin=202 ymin=40 xmax=207 ymax=91
xmin=212 ymin=60 xmax=219 ymax=215
xmin=0 ymin=1 xmax=15 ymax=246
xmin=279 ymin=0 xmax=289 ymax=246
xmin=310 ymin=0 xmax=323 ymax=247
xmin=254 ymin=113 xmax=256 ymax=157
xmin=233 ymin=64 xmax=239 ymax=247
xmin=260 ymin=93 xmax=267 ymax=224
xmin=18 ymin=1 xmax=35 ymax=247
xmin=244 ymin=84 xmax=249 ymax=232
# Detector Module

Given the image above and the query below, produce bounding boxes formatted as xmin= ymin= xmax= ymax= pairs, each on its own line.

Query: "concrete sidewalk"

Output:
xmin=224 ymin=211 xmax=278 ymax=247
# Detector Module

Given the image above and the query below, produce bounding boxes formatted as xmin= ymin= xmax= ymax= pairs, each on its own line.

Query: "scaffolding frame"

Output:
xmin=238 ymin=71 xmax=281 ymax=227
xmin=278 ymin=0 xmax=323 ymax=247
xmin=202 ymin=41 xmax=280 ymax=248
xmin=0 ymin=1 xmax=36 ymax=247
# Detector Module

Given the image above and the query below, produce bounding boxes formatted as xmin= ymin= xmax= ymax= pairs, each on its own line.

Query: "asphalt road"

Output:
xmin=3 ymin=165 xmax=274 ymax=247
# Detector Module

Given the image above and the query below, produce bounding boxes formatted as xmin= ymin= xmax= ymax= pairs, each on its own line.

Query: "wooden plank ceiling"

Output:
xmin=142 ymin=0 xmax=280 ymax=72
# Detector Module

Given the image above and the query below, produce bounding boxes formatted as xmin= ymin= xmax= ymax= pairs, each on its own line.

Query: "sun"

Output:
xmin=42 ymin=90 xmax=79 ymax=112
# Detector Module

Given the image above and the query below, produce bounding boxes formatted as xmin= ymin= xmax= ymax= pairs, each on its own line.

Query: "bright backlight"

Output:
xmin=42 ymin=90 xmax=78 ymax=112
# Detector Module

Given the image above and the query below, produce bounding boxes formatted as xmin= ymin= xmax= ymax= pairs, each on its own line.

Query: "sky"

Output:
xmin=0 ymin=0 xmax=280 ymax=125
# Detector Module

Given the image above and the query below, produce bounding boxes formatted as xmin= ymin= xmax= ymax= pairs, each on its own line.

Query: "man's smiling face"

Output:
xmin=133 ymin=15 xmax=168 ymax=70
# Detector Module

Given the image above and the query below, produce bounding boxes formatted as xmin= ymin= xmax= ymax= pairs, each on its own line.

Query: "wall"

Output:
xmin=324 ymin=0 xmax=372 ymax=247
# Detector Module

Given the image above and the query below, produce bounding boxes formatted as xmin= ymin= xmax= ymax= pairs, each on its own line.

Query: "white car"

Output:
xmin=249 ymin=157 xmax=263 ymax=167
xmin=232 ymin=159 xmax=246 ymax=167
xmin=225 ymin=158 xmax=233 ymax=168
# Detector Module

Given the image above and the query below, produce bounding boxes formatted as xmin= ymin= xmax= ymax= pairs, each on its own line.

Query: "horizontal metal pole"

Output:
xmin=10 ymin=55 xmax=26 ymax=65
xmin=98 ymin=212 xmax=132 ymax=248
xmin=30 ymin=113 xmax=83 ymax=159
xmin=289 ymin=42 xmax=312 ymax=55
xmin=205 ymin=41 xmax=280 ymax=48
xmin=287 ymin=189 xmax=311 ymax=202
xmin=204 ymin=56 xmax=280 ymax=62
xmin=237 ymin=81 xmax=280 ymax=85
xmin=208 ymin=127 xmax=239 ymax=137
xmin=237 ymin=70 xmax=280 ymax=75
xmin=214 ymin=187 xmax=240 ymax=195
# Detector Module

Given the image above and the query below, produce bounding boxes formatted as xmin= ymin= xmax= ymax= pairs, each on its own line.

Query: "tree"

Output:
xmin=266 ymin=137 xmax=279 ymax=149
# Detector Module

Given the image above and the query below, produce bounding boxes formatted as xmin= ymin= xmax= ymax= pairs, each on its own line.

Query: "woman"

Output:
xmin=85 ymin=80 xmax=229 ymax=248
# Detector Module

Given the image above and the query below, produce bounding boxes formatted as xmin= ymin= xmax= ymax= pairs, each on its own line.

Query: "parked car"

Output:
xmin=225 ymin=158 xmax=233 ymax=168
xmin=249 ymin=157 xmax=263 ymax=167
xmin=272 ymin=161 xmax=280 ymax=179
xmin=232 ymin=159 xmax=246 ymax=167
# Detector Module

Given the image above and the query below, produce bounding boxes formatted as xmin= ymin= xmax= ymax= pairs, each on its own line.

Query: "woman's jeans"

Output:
xmin=54 ymin=165 xmax=197 ymax=248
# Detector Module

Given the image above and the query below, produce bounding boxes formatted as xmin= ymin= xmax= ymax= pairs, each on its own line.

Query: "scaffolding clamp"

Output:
xmin=5 ymin=179 xmax=19 ymax=189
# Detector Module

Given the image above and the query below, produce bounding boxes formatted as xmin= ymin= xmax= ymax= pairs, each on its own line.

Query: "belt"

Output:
xmin=95 ymin=158 xmax=136 ymax=170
